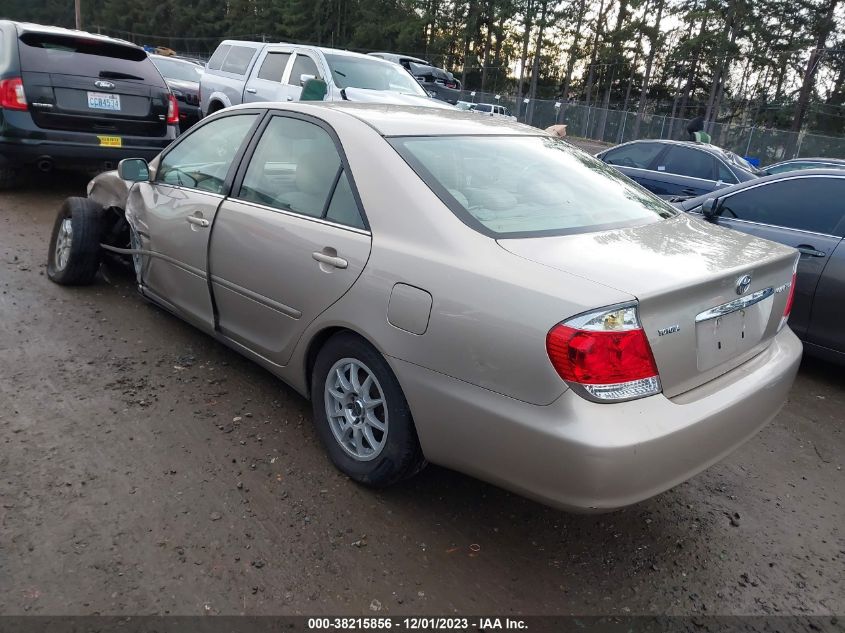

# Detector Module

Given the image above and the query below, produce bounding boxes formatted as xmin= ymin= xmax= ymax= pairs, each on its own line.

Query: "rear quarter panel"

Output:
xmin=285 ymin=108 xmax=632 ymax=405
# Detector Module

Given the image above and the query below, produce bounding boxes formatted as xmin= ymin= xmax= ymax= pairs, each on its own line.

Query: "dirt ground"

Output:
xmin=0 ymin=169 xmax=842 ymax=617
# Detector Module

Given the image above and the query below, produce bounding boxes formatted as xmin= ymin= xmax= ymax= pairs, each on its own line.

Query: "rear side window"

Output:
xmin=257 ymin=52 xmax=291 ymax=82
xmin=17 ymin=32 xmax=164 ymax=84
xmin=720 ymin=177 xmax=845 ymax=235
xmin=206 ymin=44 xmax=231 ymax=70
xmin=602 ymin=142 xmax=663 ymax=169
xmin=238 ymin=116 xmax=365 ymax=228
xmin=392 ymin=135 xmax=677 ymax=238
xmin=220 ymin=46 xmax=255 ymax=74
xmin=659 ymin=146 xmax=716 ymax=180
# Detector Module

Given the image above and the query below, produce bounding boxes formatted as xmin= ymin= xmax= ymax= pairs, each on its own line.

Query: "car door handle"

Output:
xmin=245 ymin=87 xmax=257 ymax=94
xmin=286 ymin=96 xmax=293 ymax=102
xmin=312 ymin=251 xmax=348 ymax=269
xmin=186 ymin=216 xmax=210 ymax=228
xmin=797 ymin=245 xmax=826 ymax=258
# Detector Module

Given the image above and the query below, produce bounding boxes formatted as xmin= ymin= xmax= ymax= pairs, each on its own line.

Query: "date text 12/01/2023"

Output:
xmin=307 ymin=617 xmax=528 ymax=630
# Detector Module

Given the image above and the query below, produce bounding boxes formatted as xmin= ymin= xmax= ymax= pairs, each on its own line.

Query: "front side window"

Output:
xmin=288 ymin=53 xmax=320 ymax=85
xmin=720 ymin=177 xmax=845 ymax=235
xmin=603 ymin=142 xmax=663 ymax=169
xmin=716 ymin=160 xmax=738 ymax=184
xmin=391 ymin=135 xmax=677 ymax=237
xmin=257 ymin=52 xmax=291 ymax=82
xmin=157 ymin=114 xmax=257 ymax=193
xmin=239 ymin=116 xmax=365 ymax=228
xmin=659 ymin=146 xmax=716 ymax=180
xmin=323 ymin=54 xmax=427 ymax=97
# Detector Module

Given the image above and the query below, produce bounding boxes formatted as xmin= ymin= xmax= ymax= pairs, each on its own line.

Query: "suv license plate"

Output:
xmin=87 ymin=92 xmax=121 ymax=111
xmin=97 ymin=136 xmax=122 ymax=147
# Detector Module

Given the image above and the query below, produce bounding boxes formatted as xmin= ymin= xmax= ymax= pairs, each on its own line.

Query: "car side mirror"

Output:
xmin=701 ymin=197 xmax=720 ymax=222
xmin=118 ymin=158 xmax=150 ymax=182
xmin=299 ymin=73 xmax=316 ymax=86
xmin=300 ymin=78 xmax=327 ymax=101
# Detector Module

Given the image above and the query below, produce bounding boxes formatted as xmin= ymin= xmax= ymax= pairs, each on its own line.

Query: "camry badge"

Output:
xmin=736 ymin=274 xmax=752 ymax=295
xmin=94 ymin=80 xmax=115 ymax=90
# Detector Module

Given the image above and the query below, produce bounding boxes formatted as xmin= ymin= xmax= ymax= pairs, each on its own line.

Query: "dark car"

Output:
xmin=368 ymin=52 xmax=461 ymax=104
xmin=597 ymin=139 xmax=758 ymax=199
xmin=763 ymin=157 xmax=845 ymax=175
xmin=0 ymin=21 xmax=179 ymax=188
xmin=678 ymin=169 xmax=845 ymax=363
xmin=150 ymin=54 xmax=203 ymax=131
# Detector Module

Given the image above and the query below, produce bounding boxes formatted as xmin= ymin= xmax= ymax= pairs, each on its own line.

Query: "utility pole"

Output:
xmin=74 ymin=0 xmax=82 ymax=30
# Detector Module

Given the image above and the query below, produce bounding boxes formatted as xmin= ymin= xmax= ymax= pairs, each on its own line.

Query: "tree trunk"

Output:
xmin=791 ymin=0 xmax=839 ymax=133
xmin=527 ymin=0 xmax=549 ymax=125
xmin=559 ymin=0 xmax=587 ymax=119
xmin=633 ymin=0 xmax=664 ymax=136
xmin=480 ymin=0 xmax=493 ymax=93
xmin=515 ymin=0 xmax=534 ymax=118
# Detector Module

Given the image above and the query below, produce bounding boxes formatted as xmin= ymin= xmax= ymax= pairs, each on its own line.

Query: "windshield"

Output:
xmin=391 ymin=135 xmax=678 ymax=238
xmin=323 ymin=54 xmax=427 ymax=97
xmin=152 ymin=57 xmax=203 ymax=83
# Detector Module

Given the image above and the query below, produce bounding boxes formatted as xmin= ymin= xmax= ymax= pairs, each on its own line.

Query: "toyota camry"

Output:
xmin=46 ymin=103 xmax=802 ymax=511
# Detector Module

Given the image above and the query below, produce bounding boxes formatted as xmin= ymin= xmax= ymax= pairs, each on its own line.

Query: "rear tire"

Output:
xmin=311 ymin=332 xmax=426 ymax=487
xmin=46 ymin=197 xmax=105 ymax=285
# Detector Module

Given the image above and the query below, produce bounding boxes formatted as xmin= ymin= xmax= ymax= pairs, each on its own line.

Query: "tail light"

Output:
xmin=779 ymin=270 xmax=798 ymax=331
xmin=0 ymin=77 xmax=27 ymax=111
xmin=166 ymin=94 xmax=179 ymax=124
xmin=546 ymin=304 xmax=661 ymax=402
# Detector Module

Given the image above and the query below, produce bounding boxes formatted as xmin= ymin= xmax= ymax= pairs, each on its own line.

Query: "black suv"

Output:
xmin=0 ymin=21 xmax=179 ymax=188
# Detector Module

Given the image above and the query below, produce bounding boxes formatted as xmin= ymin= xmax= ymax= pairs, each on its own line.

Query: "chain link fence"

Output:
xmin=457 ymin=91 xmax=845 ymax=166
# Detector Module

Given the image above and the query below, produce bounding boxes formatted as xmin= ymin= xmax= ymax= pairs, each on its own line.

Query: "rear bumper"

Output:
xmin=392 ymin=326 xmax=802 ymax=511
xmin=0 ymin=110 xmax=175 ymax=170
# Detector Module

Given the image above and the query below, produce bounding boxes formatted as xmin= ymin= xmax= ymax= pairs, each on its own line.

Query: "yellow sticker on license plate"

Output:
xmin=97 ymin=135 xmax=122 ymax=147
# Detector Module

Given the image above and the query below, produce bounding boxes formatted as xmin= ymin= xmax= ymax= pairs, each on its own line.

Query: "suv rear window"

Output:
xmin=220 ymin=46 xmax=256 ymax=74
xmin=391 ymin=135 xmax=677 ymax=237
xmin=18 ymin=32 xmax=164 ymax=84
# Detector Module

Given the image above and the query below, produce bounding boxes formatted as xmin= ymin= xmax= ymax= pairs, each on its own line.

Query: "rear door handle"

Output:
xmin=286 ymin=96 xmax=294 ymax=102
xmin=797 ymin=245 xmax=826 ymax=258
xmin=245 ymin=87 xmax=257 ymax=94
xmin=312 ymin=251 xmax=348 ymax=269
xmin=186 ymin=216 xmax=210 ymax=228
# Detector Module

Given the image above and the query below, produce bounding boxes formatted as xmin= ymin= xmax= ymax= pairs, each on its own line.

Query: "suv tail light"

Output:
xmin=0 ymin=77 xmax=27 ymax=111
xmin=166 ymin=94 xmax=179 ymax=124
xmin=546 ymin=304 xmax=661 ymax=402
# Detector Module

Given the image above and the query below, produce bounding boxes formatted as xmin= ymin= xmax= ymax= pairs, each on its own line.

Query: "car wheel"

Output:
xmin=46 ymin=197 xmax=105 ymax=286
xmin=311 ymin=332 xmax=426 ymax=487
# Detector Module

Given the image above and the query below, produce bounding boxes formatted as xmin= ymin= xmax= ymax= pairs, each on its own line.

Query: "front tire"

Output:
xmin=47 ymin=197 xmax=105 ymax=285
xmin=311 ymin=332 xmax=425 ymax=487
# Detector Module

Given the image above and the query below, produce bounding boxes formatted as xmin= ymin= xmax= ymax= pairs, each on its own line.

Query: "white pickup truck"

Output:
xmin=199 ymin=40 xmax=451 ymax=115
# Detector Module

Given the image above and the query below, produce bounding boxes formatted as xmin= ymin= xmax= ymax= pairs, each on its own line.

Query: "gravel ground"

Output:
xmin=0 ymin=168 xmax=842 ymax=617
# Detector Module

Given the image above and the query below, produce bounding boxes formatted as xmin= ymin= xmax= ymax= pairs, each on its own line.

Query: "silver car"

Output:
xmin=47 ymin=104 xmax=802 ymax=511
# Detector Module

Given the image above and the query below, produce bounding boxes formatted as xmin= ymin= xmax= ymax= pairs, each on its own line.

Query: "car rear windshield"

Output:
xmin=323 ymin=54 xmax=428 ymax=97
xmin=391 ymin=135 xmax=678 ymax=238
xmin=152 ymin=57 xmax=203 ymax=83
xmin=17 ymin=32 xmax=164 ymax=84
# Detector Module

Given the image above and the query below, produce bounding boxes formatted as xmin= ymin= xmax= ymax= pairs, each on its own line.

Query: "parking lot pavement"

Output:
xmin=0 ymin=172 xmax=843 ymax=617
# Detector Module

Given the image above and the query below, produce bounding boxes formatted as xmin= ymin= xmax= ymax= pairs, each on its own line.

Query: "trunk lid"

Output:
xmin=499 ymin=214 xmax=798 ymax=397
xmin=17 ymin=29 xmax=170 ymax=138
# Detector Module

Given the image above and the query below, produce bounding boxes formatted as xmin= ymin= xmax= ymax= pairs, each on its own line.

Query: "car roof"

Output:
xmin=225 ymin=102 xmax=541 ymax=137
xmin=769 ymin=157 xmax=845 ymax=165
xmin=8 ymin=20 xmax=140 ymax=49
xmin=678 ymin=168 xmax=845 ymax=210
xmin=220 ymin=39 xmax=396 ymax=65
xmin=611 ymin=138 xmax=734 ymax=159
